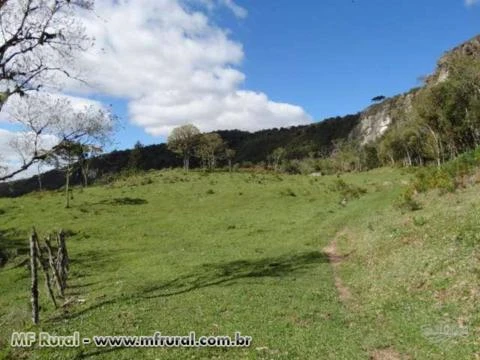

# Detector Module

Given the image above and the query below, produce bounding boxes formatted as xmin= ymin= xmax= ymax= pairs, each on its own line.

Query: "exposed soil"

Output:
xmin=323 ymin=232 xmax=351 ymax=303
xmin=369 ymin=348 xmax=404 ymax=360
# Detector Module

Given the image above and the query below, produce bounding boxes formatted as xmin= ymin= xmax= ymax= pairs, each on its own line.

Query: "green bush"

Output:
xmin=413 ymin=147 xmax=480 ymax=193
xmin=395 ymin=188 xmax=422 ymax=212
xmin=330 ymin=179 xmax=367 ymax=200
xmin=281 ymin=160 xmax=302 ymax=174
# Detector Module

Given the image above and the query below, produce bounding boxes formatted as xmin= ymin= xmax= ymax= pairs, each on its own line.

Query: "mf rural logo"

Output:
xmin=421 ymin=322 xmax=469 ymax=346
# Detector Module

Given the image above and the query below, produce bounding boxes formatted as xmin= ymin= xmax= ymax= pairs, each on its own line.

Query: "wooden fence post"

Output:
xmin=45 ymin=237 xmax=64 ymax=298
xmin=29 ymin=229 xmax=39 ymax=325
xmin=56 ymin=230 xmax=69 ymax=291
xmin=33 ymin=236 xmax=57 ymax=308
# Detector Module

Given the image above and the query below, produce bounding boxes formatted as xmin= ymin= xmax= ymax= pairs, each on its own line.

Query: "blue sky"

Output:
xmin=235 ymin=0 xmax=479 ymax=117
xmin=106 ymin=0 xmax=479 ymax=150
xmin=3 ymin=0 xmax=480 ymax=155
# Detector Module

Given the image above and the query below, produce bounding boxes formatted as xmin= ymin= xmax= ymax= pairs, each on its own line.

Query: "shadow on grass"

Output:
xmin=70 ymin=251 xmax=118 ymax=278
xmin=0 ymin=228 xmax=28 ymax=267
xmin=97 ymin=197 xmax=148 ymax=206
xmin=141 ymin=251 xmax=328 ymax=298
xmin=50 ymin=251 xmax=328 ymax=323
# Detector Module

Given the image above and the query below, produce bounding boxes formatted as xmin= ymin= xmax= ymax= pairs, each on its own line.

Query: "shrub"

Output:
xmin=395 ymin=188 xmax=422 ymax=212
xmin=413 ymin=216 xmax=426 ymax=226
xmin=281 ymin=160 xmax=302 ymax=174
xmin=330 ymin=179 xmax=367 ymax=200
xmin=413 ymin=147 xmax=480 ymax=193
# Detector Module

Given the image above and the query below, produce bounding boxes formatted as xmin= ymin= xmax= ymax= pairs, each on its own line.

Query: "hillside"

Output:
xmin=2 ymin=34 xmax=480 ymax=197
xmin=0 ymin=114 xmax=361 ymax=197
xmin=0 ymin=167 xmax=478 ymax=359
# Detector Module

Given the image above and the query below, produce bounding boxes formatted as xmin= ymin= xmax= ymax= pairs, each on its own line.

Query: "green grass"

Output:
xmin=0 ymin=168 xmax=478 ymax=359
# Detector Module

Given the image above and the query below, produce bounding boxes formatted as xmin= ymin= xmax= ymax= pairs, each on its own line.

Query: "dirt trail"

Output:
xmin=323 ymin=231 xmax=351 ymax=303
xmin=369 ymin=348 xmax=405 ymax=360
xmin=324 ymin=231 xmax=407 ymax=360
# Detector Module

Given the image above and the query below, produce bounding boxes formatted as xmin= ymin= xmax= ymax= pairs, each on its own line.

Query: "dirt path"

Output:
xmin=324 ymin=231 xmax=407 ymax=360
xmin=323 ymin=231 xmax=351 ymax=303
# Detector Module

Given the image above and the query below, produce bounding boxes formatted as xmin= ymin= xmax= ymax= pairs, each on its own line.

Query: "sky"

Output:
xmin=1 ymin=0 xmax=480 ymax=157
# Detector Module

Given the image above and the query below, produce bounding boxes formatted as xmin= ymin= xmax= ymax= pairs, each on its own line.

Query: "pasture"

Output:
xmin=0 ymin=169 xmax=477 ymax=359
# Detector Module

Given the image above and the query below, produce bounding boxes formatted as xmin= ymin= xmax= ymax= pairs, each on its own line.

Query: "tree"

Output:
xmin=0 ymin=155 xmax=6 ymax=177
xmin=0 ymin=0 xmax=93 ymax=110
xmin=371 ymin=95 xmax=386 ymax=102
xmin=46 ymin=140 xmax=84 ymax=208
xmin=127 ymin=141 xmax=144 ymax=172
xmin=225 ymin=148 xmax=236 ymax=172
xmin=271 ymin=147 xmax=286 ymax=172
xmin=0 ymin=93 xmax=116 ymax=181
xmin=360 ymin=144 xmax=380 ymax=170
xmin=1 ymin=93 xmax=115 ymax=182
xmin=167 ymin=124 xmax=200 ymax=172
xmin=331 ymin=140 xmax=361 ymax=172
xmin=195 ymin=133 xmax=224 ymax=170
xmin=78 ymin=144 xmax=102 ymax=187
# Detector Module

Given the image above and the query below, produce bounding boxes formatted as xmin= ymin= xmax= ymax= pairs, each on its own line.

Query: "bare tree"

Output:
xmin=167 ymin=124 xmax=200 ymax=172
xmin=0 ymin=154 xmax=7 ymax=177
xmin=36 ymin=161 xmax=43 ymax=190
xmin=0 ymin=0 xmax=93 ymax=110
xmin=0 ymin=93 xmax=115 ymax=182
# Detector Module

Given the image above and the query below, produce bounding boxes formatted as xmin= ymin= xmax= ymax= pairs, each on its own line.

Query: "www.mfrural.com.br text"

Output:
xmin=10 ymin=331 xmax=252 ymax=348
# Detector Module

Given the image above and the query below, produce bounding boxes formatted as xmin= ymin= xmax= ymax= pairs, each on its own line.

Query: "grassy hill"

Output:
xmin=0 ymin=168 xmax=478 ymax=359
xmin=0 ymin=114 xmax=361 ymax=198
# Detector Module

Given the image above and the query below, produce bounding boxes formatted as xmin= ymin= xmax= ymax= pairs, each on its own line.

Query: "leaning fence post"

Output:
xmin=29 ymin=228 xmax=39 ymax=325
xmin=45 ymin=237 xmax=64 ymax=298
xmin=33 ymin=236 xmax=57 ymax=308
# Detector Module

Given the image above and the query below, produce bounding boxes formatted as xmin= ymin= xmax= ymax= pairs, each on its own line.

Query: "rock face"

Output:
xmin=351 ymin=34 xmax=480 ymax=145
xmin=351 ymin=91 xmax=417 ymax=145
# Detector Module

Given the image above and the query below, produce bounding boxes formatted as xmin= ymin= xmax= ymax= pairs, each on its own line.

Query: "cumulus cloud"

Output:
xmin=66 ymin=0 xmax=311 ymax=136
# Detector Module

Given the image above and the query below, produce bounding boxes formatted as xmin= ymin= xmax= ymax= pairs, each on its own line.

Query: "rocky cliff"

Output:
xmin=351 ymin=90 xmax=417 ymax=145
xmin=351 ymin=34 xmax=480 ymax=145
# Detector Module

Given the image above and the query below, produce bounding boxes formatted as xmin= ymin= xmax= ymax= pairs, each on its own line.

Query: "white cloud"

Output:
xmin=219 ymin=0 xmax=248 ymax=18
xmin=65 ymin=0 xmax=311 ymax=136
xmin=466 ymin=0 xmax=479 ymax=6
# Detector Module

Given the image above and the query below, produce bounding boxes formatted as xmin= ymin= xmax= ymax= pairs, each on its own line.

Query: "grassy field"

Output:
xmin=0 ymin=168 xmax=478 ymax=359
